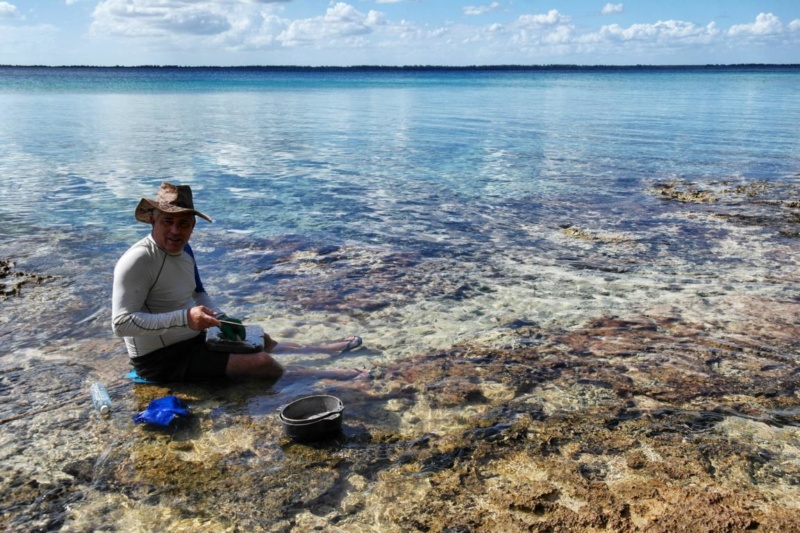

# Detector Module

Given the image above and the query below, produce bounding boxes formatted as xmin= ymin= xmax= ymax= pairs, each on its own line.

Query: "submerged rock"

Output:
xmin=3 ymin=312 xmax=793 ymax=532
xmin=0 ymin=259 xmax=54 ymax=299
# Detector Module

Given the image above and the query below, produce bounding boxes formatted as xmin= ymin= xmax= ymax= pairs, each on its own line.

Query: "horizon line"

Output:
xmin=2 ymin=63 xmax=799 ymax=70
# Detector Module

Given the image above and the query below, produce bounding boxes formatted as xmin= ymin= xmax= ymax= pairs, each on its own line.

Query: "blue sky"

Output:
xmin=1 ymin=1 xmax=799 ymax=66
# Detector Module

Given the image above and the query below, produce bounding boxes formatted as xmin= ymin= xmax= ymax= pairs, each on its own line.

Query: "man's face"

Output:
xmin=151 ymin=211 xmax=196 ymax=254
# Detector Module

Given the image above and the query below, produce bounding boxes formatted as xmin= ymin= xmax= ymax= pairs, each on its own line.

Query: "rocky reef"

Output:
xmin=0 ymin=259 xmax=53 ymax=300
xmin=4 ymin=310 xmax=798 ymax=532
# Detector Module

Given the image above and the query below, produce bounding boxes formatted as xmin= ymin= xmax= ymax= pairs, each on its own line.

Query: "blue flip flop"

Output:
xmin=339 ymin=336 xmax=363 ymax=354
xmin=125 ymin=369 xmax=159 ymax=384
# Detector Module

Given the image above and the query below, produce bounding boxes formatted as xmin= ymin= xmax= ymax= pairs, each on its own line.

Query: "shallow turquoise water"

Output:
xmin=0 ymin=66 xmax=798 ymax=361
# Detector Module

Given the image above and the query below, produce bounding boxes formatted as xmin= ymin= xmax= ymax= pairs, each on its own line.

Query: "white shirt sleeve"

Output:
xmin=111 ymin=245 xmax=190 ymax=337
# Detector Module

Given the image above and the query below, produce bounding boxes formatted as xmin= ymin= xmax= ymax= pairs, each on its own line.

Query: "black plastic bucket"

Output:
xmin=278 ymin=395 xmax=344 ymax=442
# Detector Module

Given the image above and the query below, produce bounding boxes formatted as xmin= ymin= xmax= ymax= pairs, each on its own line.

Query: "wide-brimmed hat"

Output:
xmin=135 ymin=182 xmax=212 ymax=223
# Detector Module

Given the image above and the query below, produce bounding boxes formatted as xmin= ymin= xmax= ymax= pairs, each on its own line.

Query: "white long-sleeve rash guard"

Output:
xmin=112 ymin=234 xmax=221 ymax=359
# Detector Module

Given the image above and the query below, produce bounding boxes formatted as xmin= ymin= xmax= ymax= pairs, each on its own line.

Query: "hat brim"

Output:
xmin=135 ymin=198 xmax=213 ymax=224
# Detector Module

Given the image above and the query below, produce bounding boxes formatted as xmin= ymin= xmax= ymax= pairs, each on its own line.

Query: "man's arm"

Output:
xmin=111 ymin=249 xmax=190 ymax=337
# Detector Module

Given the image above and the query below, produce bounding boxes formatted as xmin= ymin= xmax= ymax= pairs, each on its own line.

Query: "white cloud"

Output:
xmin=464 ymin=2 xmax=500 ymax=16
xmin=502 ymin=9 xmax=576 ymax=52
xmin=91 ymin=0 xmax=385 ymax=50
xmin=543 ymin=24 xmax=573 ymax=44
xmin=601 ymin=3 xmax=623 ymax=16
xmin=163 ymin=12 xmax=231 ymax=36
xmin=0 ymin=1 xmax=19 ymax=18
xmin=728 ymin=12 xmax=782 ymax=37
xmin=92 ymin=0 xmax=225 ymax=37
xmin=588 ymin=19 xmax=718 ymax=44
xmin=277 ymin=3 xmax=384 ymax=46
xmin=517 ymin=9 xmax=570 ymax=28
xmin=90 ymin=0 xmax=300 ymax=43
xmin=76 ymin=2 xmax=799 ymax=65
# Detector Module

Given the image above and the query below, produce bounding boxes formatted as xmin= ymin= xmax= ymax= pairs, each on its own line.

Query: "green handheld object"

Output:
xmin=218 ymin=315 xmax=246 ymax=341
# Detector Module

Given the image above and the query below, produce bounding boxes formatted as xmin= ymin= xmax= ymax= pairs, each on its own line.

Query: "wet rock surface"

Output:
xmin=0 ymin=259 xmax=54 ymax=300
xmin=2 ymin=313 xmax=798 ymax=532
xmin=652 ymin=178 xmax=800 ymax=238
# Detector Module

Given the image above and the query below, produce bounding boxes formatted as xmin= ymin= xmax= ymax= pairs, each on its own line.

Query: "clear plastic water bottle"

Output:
xmin=89 ymin=382 xmax=112 ymax=417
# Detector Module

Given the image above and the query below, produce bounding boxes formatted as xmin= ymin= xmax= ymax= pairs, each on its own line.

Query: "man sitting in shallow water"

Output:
xmin=111 ymin=181 xmax=363 ymax=382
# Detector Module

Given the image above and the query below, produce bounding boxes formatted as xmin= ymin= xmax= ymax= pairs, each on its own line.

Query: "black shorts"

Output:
xmin=131 ymin=333 xmax=230 ymax=382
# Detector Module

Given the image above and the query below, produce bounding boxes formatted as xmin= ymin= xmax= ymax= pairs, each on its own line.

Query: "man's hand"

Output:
xmin=217 ymin=314 xmax=247 ymax=341
xmin=187 ymin=306 xmax=219 ymax=331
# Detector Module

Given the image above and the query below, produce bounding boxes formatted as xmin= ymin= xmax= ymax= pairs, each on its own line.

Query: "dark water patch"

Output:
xmin=211 ymin=231 xmax=509 ymax=317
xmin=0 ymin=359 xmax=91 ymax=424
xmin=0 ymin=472 xmax=84 ymax=532
xmin=0 ymin=259 xmax=55 ymax=300
xmin=464 ymin=421 xmax=513 ymax=443
xmin=567 ymin=261 xmax=633 ymax=274
xmin=644 ymin=409 xmax=727 ymax=436
xmin=653 ymin=180 xmax=719 ymax=203
xmin=651 ymin=176 xmax=800 ymax=238
xmin=442 ymin=281 xmax=495 ymax=301
xmin=505 ymin=318 xmax=538 ymax=329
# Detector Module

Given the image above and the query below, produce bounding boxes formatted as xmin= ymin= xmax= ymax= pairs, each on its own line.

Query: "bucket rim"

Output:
xmin=278 ymin=394 xmax=344 ymax=424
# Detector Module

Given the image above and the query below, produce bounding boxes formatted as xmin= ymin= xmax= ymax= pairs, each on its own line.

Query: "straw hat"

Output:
xmin=135 ymin=182 xmax=212 ymax=223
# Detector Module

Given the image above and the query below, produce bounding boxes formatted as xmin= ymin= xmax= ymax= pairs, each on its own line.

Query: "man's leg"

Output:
xmin=225 ymin=351 xmax=365 ymax=380
xmin=269 ymin=336 xmax=362 ymax=354
xmin=226 ymin=352 xmax=284 ymax=379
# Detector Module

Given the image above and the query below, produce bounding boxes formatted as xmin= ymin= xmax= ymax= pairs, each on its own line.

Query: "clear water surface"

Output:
xmin=1 ymin=64 xmax=800 ymax=530
xmin=1 ymin=66 xmax=799 ymax=356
